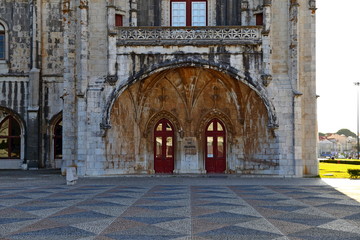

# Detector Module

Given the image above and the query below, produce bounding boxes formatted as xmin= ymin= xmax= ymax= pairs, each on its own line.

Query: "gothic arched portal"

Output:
xmin=105 ymin=67 xmax=278 ymax=174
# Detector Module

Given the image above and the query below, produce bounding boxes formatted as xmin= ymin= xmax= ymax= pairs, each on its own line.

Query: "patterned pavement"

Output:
xmin=0 ymin=173 xmax=359 ymax=239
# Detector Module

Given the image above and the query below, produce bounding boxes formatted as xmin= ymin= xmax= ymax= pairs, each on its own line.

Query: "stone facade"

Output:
xmin=0 ymin=0 xmax=318 ymax=177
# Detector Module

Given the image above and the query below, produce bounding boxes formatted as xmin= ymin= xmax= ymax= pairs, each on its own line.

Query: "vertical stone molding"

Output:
xmin=107 ymin=33 xmax=117 ymax=81
xmin=130 ymin=0 xmax=138 ymax=26
xmin=289 ymin=0 xmax=302 ymax=176
xmin=107 ymin=2 xmax=116 ymax=32
xmin=107 ymin=2 xmax=118 ymax=85
xmin=261 ymin=0 xmax=272 ymax=86
xmin=77 ymin=0 xmax=89 ymax=96
xmin=77 ymin=0 xmax=90 ymax=176
xmin=289 ymin=0 xmax=300 ymax=92
xmin=27 ymin=69 xmax=40 ymax=169
xmin=62 ymin=0 xmax=77 ymax=174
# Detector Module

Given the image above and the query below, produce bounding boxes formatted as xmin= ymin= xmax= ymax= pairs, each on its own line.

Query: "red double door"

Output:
xmin=154 ymin=119 xmax=175 ymax=173
xmin=205 ymin=119 xmax=226 ymax=173
xmin=154 ymin=118 xmax=226 ymax=174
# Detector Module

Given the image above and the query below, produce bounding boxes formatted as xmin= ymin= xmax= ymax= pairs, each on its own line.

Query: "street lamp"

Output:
xmin=354 ymin=82 xmax=360 ymax=159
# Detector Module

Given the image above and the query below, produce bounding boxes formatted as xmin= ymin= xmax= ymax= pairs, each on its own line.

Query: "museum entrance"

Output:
xmin=154 ymin=119 xmax=175 ymax=173
xmin=205 ymin=118 xmax=226 ymax=173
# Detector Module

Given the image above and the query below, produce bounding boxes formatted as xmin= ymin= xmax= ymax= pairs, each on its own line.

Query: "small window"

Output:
xmin=0 ymin=23 xmax=5 ymax=60
xmin=115 ymin=14 xmax=123 ymax=27
xmin=256 ymin=13 xmax=263 ymax=26
xmin=0 ymin=116 xmax=21 ymax=159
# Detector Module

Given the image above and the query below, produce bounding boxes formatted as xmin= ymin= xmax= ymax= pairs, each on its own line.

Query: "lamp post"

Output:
xmin=354 ymin=82 xmax=360 ymax=159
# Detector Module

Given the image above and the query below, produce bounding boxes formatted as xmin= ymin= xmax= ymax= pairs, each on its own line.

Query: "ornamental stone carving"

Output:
xmin=117 ymin=26 xmax=262 ymax=46
xmin=105 ymin=75 xmax=118 ymax=86
xmin=261 ymin=74 xmax=273 ymax=87
xmin=144 ymin=110 xmax=183 ymax=138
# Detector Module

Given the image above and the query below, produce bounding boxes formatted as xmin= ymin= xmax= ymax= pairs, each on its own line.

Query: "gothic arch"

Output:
xmin=0 ymin=106 xmax=26 ymax=161
xmin=0 ymin=106 xmax=26 ymax=135
xmin=49 ymin=111 xmax=62 ymax=129
xmin=48 ymin=111 xmax=62 ymax=168
xmin=0 ymin=18 xmax=9 ymax=61
xmin=197 ymin=109 xmax=235 ymax=141
xmin=102 ymin=61 xmax=278 ymax=134
xmin=144 ymin=110 xmax=183 ymax=138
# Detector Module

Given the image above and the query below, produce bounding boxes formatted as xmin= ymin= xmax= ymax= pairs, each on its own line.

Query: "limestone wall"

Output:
xmin=0 ymin=0 xmax=317 ymax=175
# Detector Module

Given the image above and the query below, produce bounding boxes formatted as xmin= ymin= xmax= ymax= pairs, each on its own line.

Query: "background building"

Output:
xmin=319 ymin=134 xmax=356 ymax=158
xmin=0 ymin=0 xmax=318 ymax=176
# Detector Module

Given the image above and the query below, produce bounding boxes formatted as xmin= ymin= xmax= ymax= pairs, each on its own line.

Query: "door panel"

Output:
xmin=154 ymin=119 xmax=175 ymax=173
xmin=205 ymin=119 xmax=226 ymax=173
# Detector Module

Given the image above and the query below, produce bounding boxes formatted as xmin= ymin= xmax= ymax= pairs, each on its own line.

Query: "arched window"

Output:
xmin=54 ymin=119 xmax=62 ymax=159
xmin=171 ymin=0 xmax=207 ymax=26
xmin=0 ymin=23 xmax=5 ymax=60
xmin=0 ymin=116 xmax=21 ymax=158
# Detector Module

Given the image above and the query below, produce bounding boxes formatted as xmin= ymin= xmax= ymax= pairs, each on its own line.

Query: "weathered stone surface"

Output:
xmin=105 ymin=67 xmax=278 ymax=174
xmin=0 ymin=0 xmax=318 ymax=177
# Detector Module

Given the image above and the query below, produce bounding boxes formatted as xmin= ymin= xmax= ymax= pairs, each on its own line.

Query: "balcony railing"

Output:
xmin=115 ymin=26 xmax=262 ymax=46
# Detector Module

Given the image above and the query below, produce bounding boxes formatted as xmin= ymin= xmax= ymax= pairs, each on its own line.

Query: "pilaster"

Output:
xmin=75 ymin=0 xmax=89 ymax=176
xmin=106 ymin=3 xmax=118 ymax=85
xmin=130 ymin=0 xmax=138 ymax=26
xmin=289 ymin=0 xmax=303 ymax=176
xmin=261 ymin=0 xmax=272 ymax=87
xmin=26 ymin=1 xmax=41 ymax=169
xmin=62 ymin=0 xmax=77 ymax=174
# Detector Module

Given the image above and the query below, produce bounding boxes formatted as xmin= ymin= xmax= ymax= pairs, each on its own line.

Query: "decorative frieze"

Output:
xmin=117 ymin=26 xmax=262 ymax=45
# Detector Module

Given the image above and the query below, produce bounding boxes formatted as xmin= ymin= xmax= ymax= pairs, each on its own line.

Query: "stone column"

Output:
xmin=303 ymin=0 xmax=318 ymax=175
xmin=130 ymin=0 xmax=138 ymax=26
xmin=62 ymin=0 xmax=77 ymax=174
xmin=261 ymin=0 xmax=272 ymax=87
xmin=241 ymin=1 xmax=250 ymax=26
xmin=106 ymin=2 xmax=118 ymax=85
xmin=289 ymin=0 xmax=303 ymax=176
xmin=75 ymin=0 xmax=89 ymax=176
xmin=107 ymin=2 xmax=115 ymax=32
xmin=26 ymin=1 xmax=40 ymax=169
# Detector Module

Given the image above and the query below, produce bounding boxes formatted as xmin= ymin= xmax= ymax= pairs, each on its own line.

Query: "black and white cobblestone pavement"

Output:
xmin=0 ymin=170 xmax=359 ymax=240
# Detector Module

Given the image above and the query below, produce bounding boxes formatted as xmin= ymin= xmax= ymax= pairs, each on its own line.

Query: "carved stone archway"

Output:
xmin=197 ymin=109 xmax=235 ymax=142
xmin=144 ymin=110 xmax=183 ymax=139
xmin=102 ymin=62 xmax=278 ymax=134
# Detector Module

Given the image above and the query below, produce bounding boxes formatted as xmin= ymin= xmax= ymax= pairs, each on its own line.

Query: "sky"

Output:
xmin=317 ymin=0 xmax=360 ymax=134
